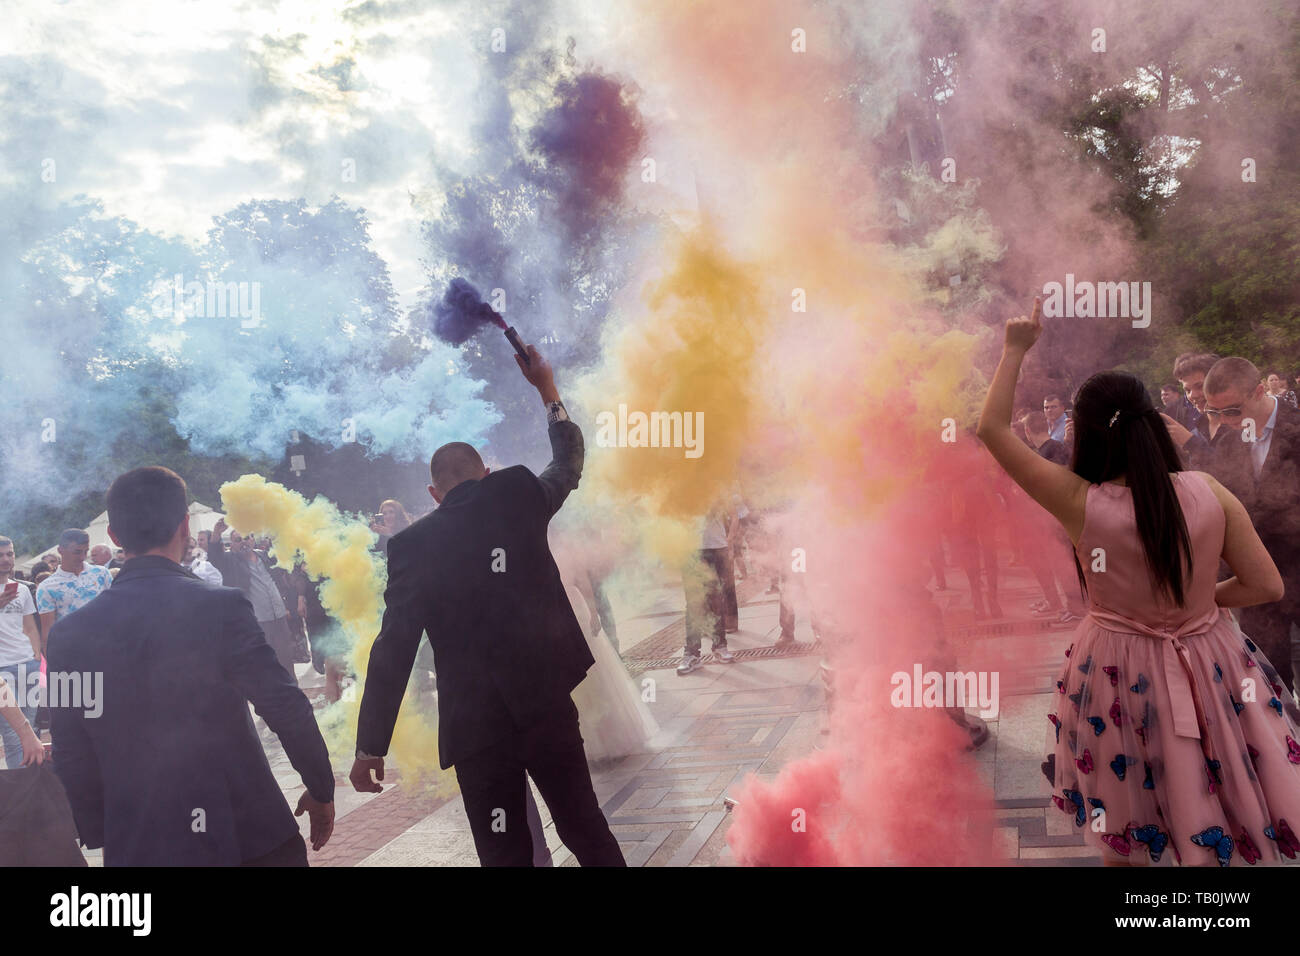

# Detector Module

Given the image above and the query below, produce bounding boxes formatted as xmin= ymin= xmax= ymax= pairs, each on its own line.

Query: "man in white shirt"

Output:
xmin=35 ymin=530 xmax=114 ymax=656
xmin=0 ymin=535 xmax=43 ymax=768
xmin=1043 ymin=394 xmax=1069 ymax=443
xmin=185 ymin=542 xmax=223 ymax=586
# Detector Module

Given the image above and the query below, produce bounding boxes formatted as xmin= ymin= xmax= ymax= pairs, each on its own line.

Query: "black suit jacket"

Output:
xmin=1035 ymin=437 xmax=1070 ymax=466
xmin=47 ymin=556 xmax=334 ymax=866
xmin=356 ymin=420 xmax=592 ymax=769
xmin=1210 ymin=398 xmax=1300 ymax=618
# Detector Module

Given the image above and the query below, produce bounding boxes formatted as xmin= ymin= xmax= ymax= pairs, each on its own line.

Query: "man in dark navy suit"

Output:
xmin=351 ymin=342 xmax=624 ymax=866
xmin=1204 ymin=357 xmax=1300 ymax=698
xmin=48 ymin=466 xmax=335 ymax=866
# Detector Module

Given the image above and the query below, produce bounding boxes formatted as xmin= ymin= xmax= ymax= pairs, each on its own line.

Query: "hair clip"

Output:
xmin=1108 ymin=410 xmax=1121 ymax=428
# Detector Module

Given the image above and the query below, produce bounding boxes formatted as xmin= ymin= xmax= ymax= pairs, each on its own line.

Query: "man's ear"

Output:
xmin=429 ymin=484 xmax=443 ymax=504
xmin=483 ymin=467 xmax=491 ymax=477
xmin=107 ymin=526 xmax=121 ymax=548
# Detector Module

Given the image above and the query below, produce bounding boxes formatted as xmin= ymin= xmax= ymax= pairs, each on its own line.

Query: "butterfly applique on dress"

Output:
xmin=1076 ymin=748 xmax=1094 ymax=774
xmin=1190 ymin=826 xmax=1234 ymax=867
xmin=1265 ymin=820 xmax=1300 ymax=859
xmin=1205 ymin=758 xmax=1223 ymax=793
xmin=1109 ymin=698 xmax=1126 ymax=728
xmin=1129 ymin=824 xmax=1169 ymax=863
xmin=1056 ymin=789 xmax=1087 ymax=827
xmin=1238 ymin=830 xmax=1262 ymax=865
xmin=1100 ymin=832 xmax=1131 ymax=856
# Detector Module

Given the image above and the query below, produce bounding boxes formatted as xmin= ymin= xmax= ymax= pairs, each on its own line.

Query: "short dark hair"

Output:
xmin=1021 ymin=411 xmax=1048 ymax=433
xmin=59 ymin=528 xmax=89 ymax=548
xmin=429 ymin=442 xmax=485 ymax=494
xmin=1204 ymin=357 xmax=1262 ymax=398
xmin=1160 ymin=383 xmax=1180 ymax=393
xmin=1173 ymin=352 xmax=1218 ymax=381
xmin=0 ymin=536 xmax=11 ymax=551
xmin=1043 ymin=394 xmax=1063 ymax=404
xmin=106 ymin=467 xmax=189 ymax=554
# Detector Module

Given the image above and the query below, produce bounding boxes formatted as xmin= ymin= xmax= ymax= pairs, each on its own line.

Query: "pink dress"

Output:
xmin=1049 ymin=471 xmax=1300 ymax=865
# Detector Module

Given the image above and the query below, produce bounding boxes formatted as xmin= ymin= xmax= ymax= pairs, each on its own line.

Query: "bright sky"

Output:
xmin=0 ymin=0 xmax=617 ymax=307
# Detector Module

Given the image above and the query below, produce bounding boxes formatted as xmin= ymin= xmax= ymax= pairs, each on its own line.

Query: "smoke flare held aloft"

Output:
xmin=432 ymin=277 xmax=507 ymax=345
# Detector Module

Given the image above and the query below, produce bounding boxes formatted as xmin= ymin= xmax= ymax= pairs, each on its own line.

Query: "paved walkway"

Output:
xmin=69 ymin=560 xmax=1095 ymax=866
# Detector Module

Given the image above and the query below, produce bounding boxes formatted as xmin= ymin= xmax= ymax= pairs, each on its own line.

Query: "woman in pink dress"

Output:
xmin=976 ymin=299 xmax=1300 ymax=866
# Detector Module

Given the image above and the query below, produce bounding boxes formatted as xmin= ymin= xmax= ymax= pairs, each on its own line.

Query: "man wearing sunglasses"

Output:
xmin=1205 ymin=356 xmax=1300 ymax=700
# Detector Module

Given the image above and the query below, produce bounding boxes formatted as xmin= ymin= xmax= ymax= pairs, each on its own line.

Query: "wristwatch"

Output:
xmin=355 ymin=749 xmax=379 ymax=761
xmin=546 ymin=400 xmax=569 ymax=425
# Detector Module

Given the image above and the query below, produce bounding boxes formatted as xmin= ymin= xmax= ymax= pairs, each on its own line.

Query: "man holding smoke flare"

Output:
xmin=351 ymin=339 xmax=625 ymax=867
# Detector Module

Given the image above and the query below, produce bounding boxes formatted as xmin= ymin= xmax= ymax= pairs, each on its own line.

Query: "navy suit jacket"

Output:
xmin=1209 ymin=399 xmax=1300 ymax=619
xmin=47 ymin=556 xmax=334 ymax=866
xmin=356 ymin=419 xmax=593 ymax=769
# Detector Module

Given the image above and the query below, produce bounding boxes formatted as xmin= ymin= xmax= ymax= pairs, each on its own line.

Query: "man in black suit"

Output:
xmin=1204 ymin=357 xmax=1300 ymax=696
xmin=48 ymin=466 xmax=335 ymax=866
xmin=350 ymin=343 xmax=624 ymax=867
xmin=1166 ymin=352 xmax=1223 ymax=470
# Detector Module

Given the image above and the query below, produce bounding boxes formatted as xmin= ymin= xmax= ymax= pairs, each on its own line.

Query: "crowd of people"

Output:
xmin=0 ymin=342 xmax=680 ymax=867
xmin=977 ymin=300 xmax=1300 ymax=867
xmin=4 ymin=314 xmax=1300 ymax=868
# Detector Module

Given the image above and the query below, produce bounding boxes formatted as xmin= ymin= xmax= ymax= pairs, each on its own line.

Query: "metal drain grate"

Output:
xmin=629 ymin=640 xmax=824 ymax=672
xmin=946 ymin=616 xmax=1079 ymax=640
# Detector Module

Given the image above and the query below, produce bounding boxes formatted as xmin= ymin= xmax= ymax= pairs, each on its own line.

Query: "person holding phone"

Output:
xmin=368 ymin=499 xmax=412 ymax=556
xmin=0 ymin=535 xmax=42 ymax=769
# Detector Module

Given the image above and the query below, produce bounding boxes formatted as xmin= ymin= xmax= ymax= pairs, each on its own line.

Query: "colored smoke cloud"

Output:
xmin=431 ymin=276 xmax=506 ymax=345
xmin=219 ymin=473 xmax=454 ymax=792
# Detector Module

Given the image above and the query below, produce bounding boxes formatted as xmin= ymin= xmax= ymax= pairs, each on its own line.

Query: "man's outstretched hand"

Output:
xmin=294 ymin=792 xmax=335 ymax=850
xmin=515 ymin=344 xmax=560 ymax=405
xmin=349 ymin=755 xmax=385 ymax=793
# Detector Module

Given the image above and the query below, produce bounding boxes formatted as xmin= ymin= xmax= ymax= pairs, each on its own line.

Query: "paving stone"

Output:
xmin=994 ymin=825 xmax=1020 ymax=859
xmin=1019 ymin=845 xmax=1101 ymax=861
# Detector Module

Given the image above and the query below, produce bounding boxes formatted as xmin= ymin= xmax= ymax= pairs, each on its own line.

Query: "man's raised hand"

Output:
xmin=515 ymin=343 xmax=560 ymax=405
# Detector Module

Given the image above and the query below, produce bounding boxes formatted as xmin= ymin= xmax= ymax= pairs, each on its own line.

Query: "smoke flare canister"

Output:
xmin=504 ymin=326 xmax=530 ymax=365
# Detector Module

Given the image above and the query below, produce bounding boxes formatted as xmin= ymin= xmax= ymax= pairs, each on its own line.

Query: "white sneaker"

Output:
xmin=676 ymin=653 xmax=703 ymax=675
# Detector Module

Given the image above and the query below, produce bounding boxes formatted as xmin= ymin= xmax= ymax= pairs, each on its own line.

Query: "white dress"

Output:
xmin=566 ymin=585 xmax=659 ymax=761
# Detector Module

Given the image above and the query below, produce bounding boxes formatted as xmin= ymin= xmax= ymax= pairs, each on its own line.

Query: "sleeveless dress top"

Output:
xmin=1048 ymin=471 xmax=1300 ymax=865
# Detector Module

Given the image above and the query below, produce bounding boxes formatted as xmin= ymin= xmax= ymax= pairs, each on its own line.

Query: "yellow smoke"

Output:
xmin=219 ymin=474 xmax=455 ymax=794
xmin=576 ymin=231 xmax=764 ymax=567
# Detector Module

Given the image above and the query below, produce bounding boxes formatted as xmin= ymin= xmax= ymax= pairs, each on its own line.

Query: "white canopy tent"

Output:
xmin=15 ymin=501 xmax=224 ymax=570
